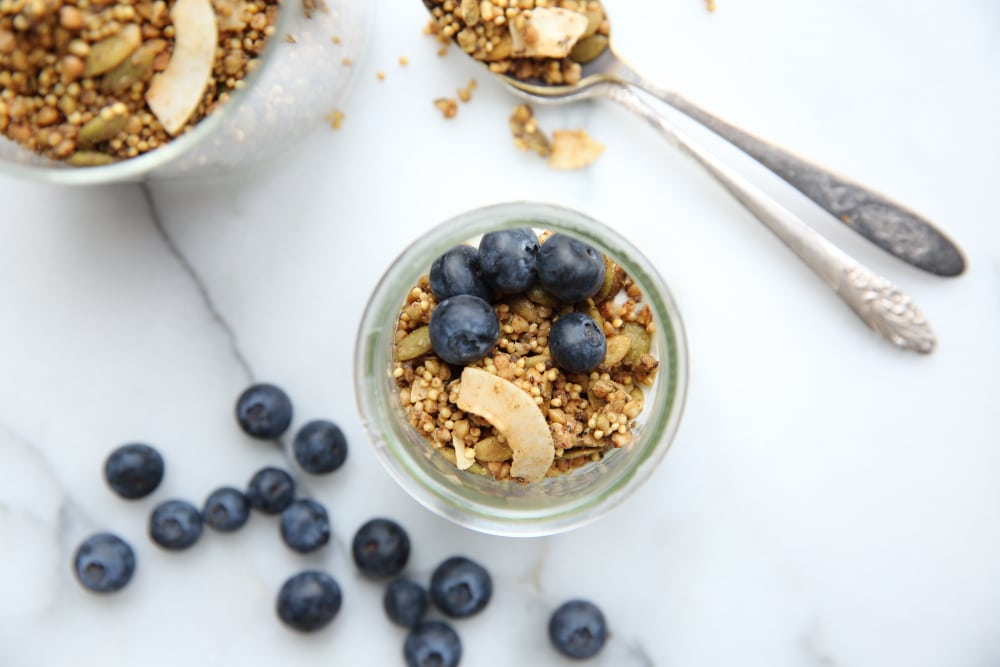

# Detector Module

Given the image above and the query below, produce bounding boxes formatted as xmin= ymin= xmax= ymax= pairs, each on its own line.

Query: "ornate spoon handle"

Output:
xmin=616 ymin=64 xmax=965 ymax=278
xmin=604 ymin=84 xmax=936 ymax=354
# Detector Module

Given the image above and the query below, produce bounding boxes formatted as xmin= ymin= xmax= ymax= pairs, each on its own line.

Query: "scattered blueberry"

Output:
xmin=235 ymin=383 xmax=293 ymax=439
xmin=149 ymin=499 xmax=203 ymax=551
xmin=428 ymin=294 xmax=500 ymax=366
xmin=276 ymin=570 xmax=343 ymax=633
xmin=429 ymin=556 xmax=492 ymax=618
xmin=103 ymin=443 xmax=164 ymax=500
xmin=293 ymin=420 xmax=348 ymax=475
xmin=478 ymin=228 xmax=539 ymax=294
xmin=548 ymin=599 xmax=608 ymax=660
xmin=245 ymin=466 xmax=296 ymax=515
xmin=549 ymin=312 xmax=607 ymax=374
xmin=404 ymin=620 xmax=462 ymax=667
xmin=429 ymin=245 xmax=493 ymax=302
xmin=202 ymin=486 xmax=250 ymax=533
xmin=352 ymin=517 xmax=410 ymax=579
xmin=536 ymin=234 xmax=606 ymax=303
xmin=280 ymin=499 xmax=331 ymax=554
xmin=384 ymin=578 xmax=429 ymax=629
xmin=73 ymin=533 xmax=136 ymax=593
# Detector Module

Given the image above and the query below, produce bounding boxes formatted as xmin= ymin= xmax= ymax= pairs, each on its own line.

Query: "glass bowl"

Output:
xmin=355 ymin=202 xmax=689 ymax=537
xmin=0 ymin=0 xmax=369 ymax=184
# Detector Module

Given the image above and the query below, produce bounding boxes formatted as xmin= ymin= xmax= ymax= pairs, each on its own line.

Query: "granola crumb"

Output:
xmin=457 ymin=79 xmax=477 ymax=103
xmin=341 ymin=56 xmax=353 ymax=65
xmin=705 ymin=0 xmax=716 ymax=11
xmin=377 ymin=70 xmax=386 ymax=81
xmin=399 ymin=55 xmax=410 ymax=66
xmin=331 ymin=35 xmax=342 ymax=44
xmin=434 ymin=97 xmax=459 ymax=119
xmin=284 ymin=33 xmax=297 ymax=44
xmin=325 ymin=109 xmax=344 ymax=129
xmin=436 ymin=46 xmax=449 ymax=57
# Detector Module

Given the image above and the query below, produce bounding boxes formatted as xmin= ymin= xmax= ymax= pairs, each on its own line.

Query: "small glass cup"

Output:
xmin=0 ymin=0 xmax=369 ymax=184
xmin=355 ymin=202 xmax=689 ymax=537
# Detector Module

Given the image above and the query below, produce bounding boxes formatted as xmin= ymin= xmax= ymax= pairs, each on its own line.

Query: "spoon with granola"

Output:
xmin=423 ymin=0 xmax=940 ymax=354
xmin=422 ymin=0 xmax=964 ymax=279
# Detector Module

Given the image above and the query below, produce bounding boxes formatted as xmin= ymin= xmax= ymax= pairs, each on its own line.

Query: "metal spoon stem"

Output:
xmin=605 ymin=84 xmax=936 ymax=354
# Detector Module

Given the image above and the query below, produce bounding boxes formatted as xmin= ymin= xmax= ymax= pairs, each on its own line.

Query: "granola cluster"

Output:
xmin=392 ymin=241 xmax=659 ymax=481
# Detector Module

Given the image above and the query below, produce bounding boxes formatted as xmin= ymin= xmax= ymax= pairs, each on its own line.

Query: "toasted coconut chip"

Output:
xmin=451 ymin=434 xmax=475 ymax=471
xmin=456 ymin=367 xmax=554 ymax=483
xmin=509 ymin=7 xmax=589 ymax=59
xmin=548 ymin=129 xmax=605 ymax=170
xmin=146 ymin=0 xmax=218 ymax=135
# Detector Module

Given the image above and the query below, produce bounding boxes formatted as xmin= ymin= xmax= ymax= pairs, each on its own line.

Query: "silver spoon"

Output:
xmin=422 ymin=3 xmax=937 ymax=353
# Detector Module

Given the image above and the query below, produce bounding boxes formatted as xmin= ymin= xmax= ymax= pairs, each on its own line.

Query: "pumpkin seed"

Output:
xmin=396 ymin=326 xmax=432 ymax=361
xmin=576 ymin=299 xmax=605 ymax=332
xmin=582 ymin=5 xmax=603 ymax=37
xmin=526 ymin=285 xmax=559 ymax=307
xmin=66 ymin=150 xmax=115 ymax=166
xmin=474 ymin=436 xmax=513 ymax=462
xmin=569 ymin=34 xmax=609 ymax=64
xmin=77 ymin=108 xmax=127 ymax=147
xmin=561 ymin=446 xmax=604 ymax=460
xmin=83 ymin=24 xmax=142 ymax=77
xmin=622 ymin=322 xmax=651 ymax=366
xmin=594 ymin=255 xmax=625 ymax=303
xmin=101 ymin=39 xmax=166 ymax=94
xmin=602 ymin=334 xmax=631 ymax=367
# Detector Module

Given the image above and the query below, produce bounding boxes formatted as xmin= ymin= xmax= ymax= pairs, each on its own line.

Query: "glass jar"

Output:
xmin=355 ymin=202 xmax=689 ymax=537
xmin=0 ymin=0 xmax=369 ymax=184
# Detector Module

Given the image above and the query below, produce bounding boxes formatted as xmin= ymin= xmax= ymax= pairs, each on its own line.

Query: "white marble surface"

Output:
xmin=1 ymin=0 xmax=999 ymax=665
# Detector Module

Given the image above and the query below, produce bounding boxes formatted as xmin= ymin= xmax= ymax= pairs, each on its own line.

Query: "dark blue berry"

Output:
xmin=549 ymin=312 xmax=607 ymax=374
xmin=428 ymin=295 xmax=499 ymax=366
xmin=73 ymin=533 xmax=136 ymax=593
xmin=477 ymin=228 xmax=539 ymax=294
xmin=103 ymin=443 xmax=164 ymax=500
xmin=280 ymin=499 xmax=331 ymax=554
xmin=235 ymin=383 xmax=293 ymax=439
xmin=202 ymin=487 xmax=250 ymax=533
xmin=246 ymin=466 xmax=296 ymax=514
xmin=429 ymin=556 xmax=492 ymax=618
xmin=536 ymin=234 xmax=606 ymax=303
xmin=351 ymin=517 xmax=410 ymax=579
xmin=293 ymin=420 xmax=348 ymax=475
xmin=429 ymin=245 xmax=493 ymax=302
xmin=276 ymin=570 xmax=342 ymax=633
xmin=548 ymin=599 xmax=608 ymax=659
xmin=404 ymin=621 xmax=462 ymax=667
xmin=149 ymin=499 xmax=203 ymax=551
xmin=384 ymin=579 xmax=429 ymax=629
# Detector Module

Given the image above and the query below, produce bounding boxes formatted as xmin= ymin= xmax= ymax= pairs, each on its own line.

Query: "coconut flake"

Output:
xmin=509 ymin=7 xmax=589 ymax=59
xmin=146 ymin=0 xmax=218 ymax=135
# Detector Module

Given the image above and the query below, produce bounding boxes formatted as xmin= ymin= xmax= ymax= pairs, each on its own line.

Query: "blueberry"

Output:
xmin=536 ymin=234 xmax=606 ymax=303
xmin=548 ymin=599 xmax=608 ymax=659
xmin=428 ymin=295 xmax=499 ymax=366
xmin=429 ymin=245 xmax=493 ymax=302
xmin=280 ymin=499 xmax=331 ymax=554
xmin=384 ymin=579 xmax=429 ymax=629
xmin=293 ymin=420 xmax=348 ymax=475
xmin=246 ymin=466 xmax=296 ymax=514
xmin=73 ymin=533 xmax=136 ymax=594
xmin=235 ymin=383 xmax=293 ymax=439
xmin=276 ymin=570 xmax=342 ymax=633
xmin=429 ymin=556 xmax=492 ymax=618
xmin=149 ymin=499 xmax=203 ymax=551
xmin=351 ymin=517 xmax=410 ymax=579
xmin=478 ymin=228 xmax=539 ymax=294
xmin=404 ymin=620 xmax=462 ymax=667
xmin=549 ymin=312 xmax=607 ymax=374
xmin=202 ymin=486 xmax=250 ymax=533
xmin=103 ymin=443 xmax=164 ymax=500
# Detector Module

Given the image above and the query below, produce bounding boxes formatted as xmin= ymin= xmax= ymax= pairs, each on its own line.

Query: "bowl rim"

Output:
xmin=354 ymin=201 xmax=690 ymax=537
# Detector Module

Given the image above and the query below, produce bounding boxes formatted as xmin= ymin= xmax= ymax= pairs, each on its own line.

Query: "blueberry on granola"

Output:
xmin=73 ymin=533 xmax=136 ymax=593
xmin=202 ymin=486 xmax=250 ymax=533
xmin=276 ymin=570 xmax=342 ymax=633
xmin=537 ymin=233 xmax=605 ymax=303
xmin=429 ymin=245 xmax=493 ymax=302
xmin=404 ymin=620 xmax=462 ymax=667
xmin=429 ymin=556 xmax=492 ymax=618
xmin=428 ymin=294 xmax=500 ymax=366
xmin=235 ymin=383 xmax=293 ymax=439
xmin=103 ymin=443 xmax=164 ymax=500
xmin=478 ymin=227 xmax=539 ymax=294
xmin=548 ymin=599 xmax=608 ymax=659
xmin=549 ymin=312 xmax=607 ymax=374
xmin=149 ymin=499 xmax=203 ymax=551
xmin=280 ymin=499 xmax=331 ymax=554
